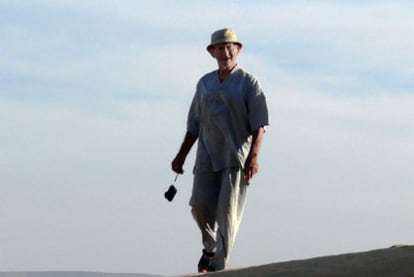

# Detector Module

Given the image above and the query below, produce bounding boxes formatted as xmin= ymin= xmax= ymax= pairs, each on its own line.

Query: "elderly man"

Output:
xmin=171 ymin=28 xmax=269 ymax=272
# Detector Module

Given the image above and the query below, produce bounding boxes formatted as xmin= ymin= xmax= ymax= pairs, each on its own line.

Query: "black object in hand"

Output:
xmin=164 ymin=185 xmax=177 ymax=202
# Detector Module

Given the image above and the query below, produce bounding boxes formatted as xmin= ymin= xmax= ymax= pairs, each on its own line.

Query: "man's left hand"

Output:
xmin=244 ymin=155 xmax=259 ymax=180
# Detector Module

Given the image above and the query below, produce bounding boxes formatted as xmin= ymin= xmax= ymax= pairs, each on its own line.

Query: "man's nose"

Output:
xmin=223 ymin=47 xmax=231 ymax=57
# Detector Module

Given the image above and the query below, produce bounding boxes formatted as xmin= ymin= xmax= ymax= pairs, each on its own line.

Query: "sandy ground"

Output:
xmin=180 ymin=245 xmax=414 ymax=277
xmin=2 ymin=246 xmax=413 ymax=277
xmin=0 ymin=273 xmax=162 ymax=277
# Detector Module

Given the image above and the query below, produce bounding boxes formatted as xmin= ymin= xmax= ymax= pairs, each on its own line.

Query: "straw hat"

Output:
xmin=206 ymin=28 xmax=243 ymax=52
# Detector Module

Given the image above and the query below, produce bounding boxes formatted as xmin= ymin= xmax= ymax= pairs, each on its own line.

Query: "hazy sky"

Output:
xmin=1 ymin=1 xmax=413 ymax=276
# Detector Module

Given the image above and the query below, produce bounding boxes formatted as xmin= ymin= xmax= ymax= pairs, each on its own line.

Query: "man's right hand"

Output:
xmin=171 ymin=131 xmax=198 ymax=174
xmin=171 ymin=155 xmax=185 ymax=174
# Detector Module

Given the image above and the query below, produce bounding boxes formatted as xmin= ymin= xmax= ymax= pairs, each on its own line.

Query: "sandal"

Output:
xmin=198 ymin=250 xmax=214 ymax=273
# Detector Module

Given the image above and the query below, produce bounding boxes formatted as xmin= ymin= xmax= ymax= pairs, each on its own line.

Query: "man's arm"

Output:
xmin=244 ymin=127 xmax=266 ymax=180
xmin=171 ymin=131 xmax=198 ymax=174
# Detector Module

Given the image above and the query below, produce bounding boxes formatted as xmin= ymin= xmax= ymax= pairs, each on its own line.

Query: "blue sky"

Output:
xmin=1 ymin=1 xmax=414 ymax=276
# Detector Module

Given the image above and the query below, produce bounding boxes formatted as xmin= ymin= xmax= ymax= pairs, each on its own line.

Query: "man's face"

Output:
xmin=210 ymin=43 xmax=241 ymax=71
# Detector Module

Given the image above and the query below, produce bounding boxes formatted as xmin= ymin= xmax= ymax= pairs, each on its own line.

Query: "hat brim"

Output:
xmin=206 ymin=41 xmax=242 ymax=52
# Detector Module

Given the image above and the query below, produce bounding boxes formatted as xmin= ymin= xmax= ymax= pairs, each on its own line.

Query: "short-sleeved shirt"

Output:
xmin=187 ymin=66 xmax=269 ymax=173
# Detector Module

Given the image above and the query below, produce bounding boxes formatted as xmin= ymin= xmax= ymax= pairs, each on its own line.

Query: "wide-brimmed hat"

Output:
xmin=206 ymin=28 xmax=242 ymax=52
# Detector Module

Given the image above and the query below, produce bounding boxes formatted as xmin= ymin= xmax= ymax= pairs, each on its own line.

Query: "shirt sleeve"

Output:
xmin=186 ymin=81 xmax=201 ymax=136
xmin=246 ymin=76 xmax=270 ymax=132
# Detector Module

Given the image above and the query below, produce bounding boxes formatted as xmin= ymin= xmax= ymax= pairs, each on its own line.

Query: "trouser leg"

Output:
xmin=190 ymin=172 xmax=220 ymax=253
xmin=211 ymin=168 xmax=248 ymax=271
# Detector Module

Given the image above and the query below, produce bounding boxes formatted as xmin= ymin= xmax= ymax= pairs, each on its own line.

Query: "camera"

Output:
xmin=164 ymin=185 xmax=177 ymax=202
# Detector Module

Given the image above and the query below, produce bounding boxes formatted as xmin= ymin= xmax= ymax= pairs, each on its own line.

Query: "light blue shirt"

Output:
xmin=187 ymin=66 xmax=269 ymax=173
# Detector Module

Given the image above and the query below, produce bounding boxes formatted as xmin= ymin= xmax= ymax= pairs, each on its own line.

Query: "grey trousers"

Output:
xmin=189 ymin=167 xmax=248 ymax=270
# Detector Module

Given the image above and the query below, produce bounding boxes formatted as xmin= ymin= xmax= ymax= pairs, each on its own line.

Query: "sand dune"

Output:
xmin=0 ymin=272 xmax=163 ymax=277
xmin=2 ymin=246 xmax=413 ymax=277
xmin=181 ymin=245 xmax=414 ymax=276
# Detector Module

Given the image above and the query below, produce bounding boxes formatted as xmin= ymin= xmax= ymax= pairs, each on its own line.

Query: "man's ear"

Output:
xmin=235 ymin=44 xmax=242 ymax=55
xmin=208 ymin=47 xmax=215 ymax=58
